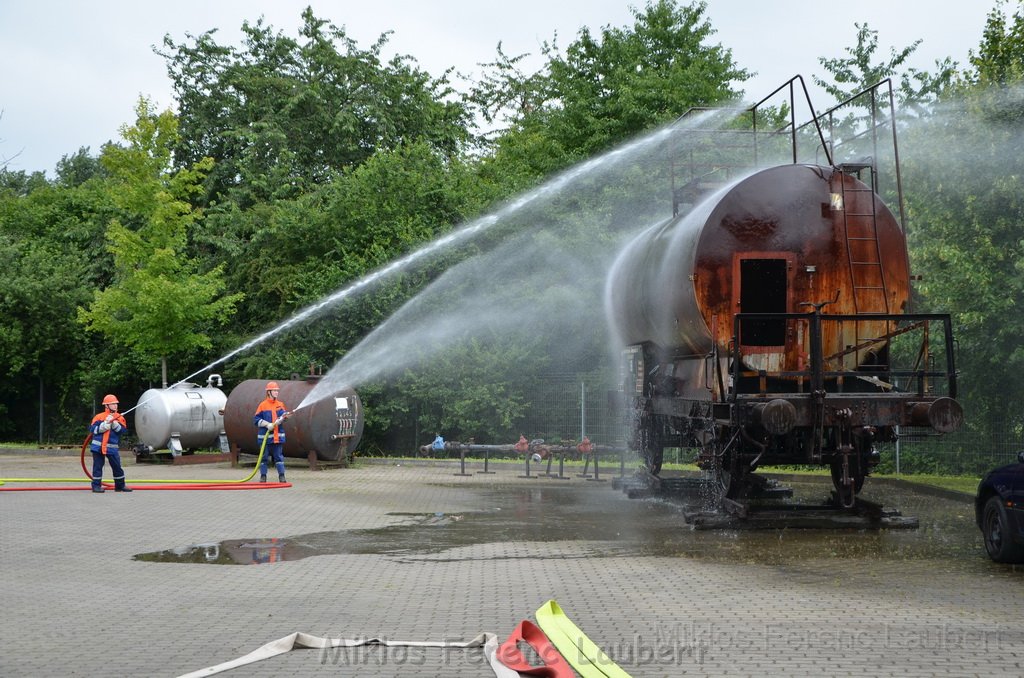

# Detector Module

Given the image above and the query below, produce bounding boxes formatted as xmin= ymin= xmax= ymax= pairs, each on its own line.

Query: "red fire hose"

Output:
xmin=0 ymin=433 xmax=290 ymax=492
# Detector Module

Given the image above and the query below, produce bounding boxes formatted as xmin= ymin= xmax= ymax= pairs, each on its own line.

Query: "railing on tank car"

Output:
xmin=671 ymin=75 xmax=832 ymax=216
xmin=728 ymin=312 xmax=958 ymax=399
xmin=670 ymin=77 xmax=905 ymax=225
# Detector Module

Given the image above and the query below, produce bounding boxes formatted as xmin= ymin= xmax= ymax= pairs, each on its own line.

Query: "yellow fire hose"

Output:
xmin=535 ymin=600 xmax=632 ymax=678
xmin=0 ymin=429 xmax=274 ymax=488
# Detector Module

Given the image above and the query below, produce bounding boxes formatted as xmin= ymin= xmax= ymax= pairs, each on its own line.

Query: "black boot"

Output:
xmin=278 ymin=474 xmax=286 ymax=483
xmin=260 ymin=475 xmax=267 ymax=483
xmin=91 ymin=487 xmax=105 ymax=493
xmin=115 ymin=486 xmax=133 ymax=492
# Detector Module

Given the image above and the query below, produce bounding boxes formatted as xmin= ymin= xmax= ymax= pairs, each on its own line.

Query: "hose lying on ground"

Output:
xmin=0 ymin=431 xmax=288 ymax=491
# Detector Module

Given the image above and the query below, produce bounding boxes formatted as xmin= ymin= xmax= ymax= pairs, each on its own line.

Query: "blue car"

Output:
xmin=975 ymin=451 xmax=1024 ymax=563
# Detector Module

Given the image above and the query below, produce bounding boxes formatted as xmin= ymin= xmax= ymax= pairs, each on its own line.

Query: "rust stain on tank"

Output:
xmin=607 ymin=164 xmax=912 ymax=374
xmin=720 ymin=214 xmax=779 ymax=241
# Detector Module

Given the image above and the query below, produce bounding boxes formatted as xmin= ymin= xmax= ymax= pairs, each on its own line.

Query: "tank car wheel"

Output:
xmin=710 ymin=465 xmax=736 ymax=498
xmin=830 ymin=459 xmax=865 ymax=507
xmin=982 ymin=496 xmax=1024 ymax=563
xmin=630 ymin=401 xmax=663 ymax=476
xmin=701 ymin=445 xmax=742 ymax=500
xmin=641 ymin=440 xmax=664 ymax=476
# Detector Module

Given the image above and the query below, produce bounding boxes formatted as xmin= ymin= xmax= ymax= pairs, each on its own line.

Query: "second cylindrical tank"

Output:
xmin=223 ymin=378 xmax=363 ymax=464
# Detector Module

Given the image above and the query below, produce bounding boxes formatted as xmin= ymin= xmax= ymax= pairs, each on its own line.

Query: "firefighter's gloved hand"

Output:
xmin=260 ymin=419 xmax=275 ymax=429
xmin=273 ymin=416 xmax=285 ymax=427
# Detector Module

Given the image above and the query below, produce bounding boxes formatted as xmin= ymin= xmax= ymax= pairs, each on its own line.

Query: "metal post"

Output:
xmin=895 ymin=425 xmax=901 ymax=477
xmin=476 ymin=445 xmax=494 ymax=474
xmin=38 ymin=375 xmax=44 ymax=445
xmin=548 ymin=450 xmax=569 ymax=481
xmin=453 ymin=446 xmax=471 ymax=476
xmin=577 ymin=454 xmax=591 ymax=478
xmin=580 ymin=382 xmax=586 ymax=441
xmin=587 ymin=449 xmax=606 ymax=482
xmin=809 ymin=311 xmax=824 ymax=393
xmin=519 ymin=453 xmax=537 ymax=479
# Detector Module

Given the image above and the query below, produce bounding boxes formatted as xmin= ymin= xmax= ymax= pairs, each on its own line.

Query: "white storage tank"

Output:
xmin=134 ymin=375 xmax=228 ymax=455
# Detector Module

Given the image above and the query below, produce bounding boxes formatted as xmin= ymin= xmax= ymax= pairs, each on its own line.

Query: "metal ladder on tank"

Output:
xmin=837 ymin=163 xmax=891 ymax=373
xmin=838 ymin=163 xmax=889 ymax=314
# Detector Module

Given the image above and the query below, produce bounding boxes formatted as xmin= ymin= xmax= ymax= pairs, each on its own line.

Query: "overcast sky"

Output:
xmin=0 ymin=0 xmax=992 ymax=175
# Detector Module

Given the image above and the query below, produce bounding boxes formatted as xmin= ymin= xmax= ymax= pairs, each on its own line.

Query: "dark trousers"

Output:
xmin=260 ymin=442 xmax=286 ymax=478
xmin=91 ymin=450 xmax=126 ymax=490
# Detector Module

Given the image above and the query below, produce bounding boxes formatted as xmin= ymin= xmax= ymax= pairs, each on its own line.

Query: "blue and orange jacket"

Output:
xmin=254 ymin=397 xmax=288 ymax=444
xmin=89 ymin=411 xmax=128 ymax=455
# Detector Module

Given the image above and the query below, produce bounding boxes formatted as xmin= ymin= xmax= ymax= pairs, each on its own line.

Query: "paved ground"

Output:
xmin=1 ymin=452 xmax=1022 ymax=677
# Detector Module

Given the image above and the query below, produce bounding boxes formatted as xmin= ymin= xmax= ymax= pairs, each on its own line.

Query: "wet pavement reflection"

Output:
xmin=133 ymin=475 xmax=989 ymax=573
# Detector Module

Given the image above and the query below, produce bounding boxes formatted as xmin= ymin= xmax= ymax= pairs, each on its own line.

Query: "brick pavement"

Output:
xmin=1 ymin=453 xmax=1022 ymax=677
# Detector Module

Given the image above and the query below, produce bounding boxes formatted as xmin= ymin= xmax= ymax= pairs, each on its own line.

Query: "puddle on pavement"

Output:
xmin=133 ymin=476 xmax=993 ymax=573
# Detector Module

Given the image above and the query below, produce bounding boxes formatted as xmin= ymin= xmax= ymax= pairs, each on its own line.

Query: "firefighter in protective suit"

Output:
xmin=89 ymin=394 xmax=131 ymax=493
xmin=254 ymin=381 xmax=291 ymax=483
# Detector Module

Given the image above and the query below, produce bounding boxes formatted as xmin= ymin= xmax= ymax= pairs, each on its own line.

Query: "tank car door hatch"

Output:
xmin=732 ymin=253 xmax=795 ymax=374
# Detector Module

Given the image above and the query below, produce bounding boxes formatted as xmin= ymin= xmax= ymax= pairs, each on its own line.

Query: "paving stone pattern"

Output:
xmin=1 ymin=454 xmax=1022 ymax=677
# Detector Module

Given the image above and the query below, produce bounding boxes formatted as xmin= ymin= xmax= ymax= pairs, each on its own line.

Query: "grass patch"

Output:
xmin=355 ymin=453 xmax=982 ymax=494
xmin=880 ymin=473 xmax=980 ymax=495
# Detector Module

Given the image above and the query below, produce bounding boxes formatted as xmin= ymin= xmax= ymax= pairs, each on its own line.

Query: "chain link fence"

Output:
xmin=517 ymin=377 xmax=1024 ymax=477
xmin=875 ymin=426 xmax=1024 ymax=476
xmin=516 ymin=376 xmax=625 ymax=447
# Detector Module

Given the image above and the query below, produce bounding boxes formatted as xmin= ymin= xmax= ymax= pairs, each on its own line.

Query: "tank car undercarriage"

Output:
xmin=632 ymin=397 xmax=886 ymax=508
xmin=623 ymin=312 xmax=963 ymax=511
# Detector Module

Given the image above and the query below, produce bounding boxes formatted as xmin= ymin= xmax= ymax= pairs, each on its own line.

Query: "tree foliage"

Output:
xmin=77 ymin=98 xmax=242 ymax=384
xmin=0 ymin=163 xmax=119 ymax=437
xmin=814 ymin=22 xmax=956 ymax=110
xmin=543 ymin=0 xmax=747 ymax=154
xmin=967 ymin=0 xmax=1024 ymax=86
xmin=159 ymin=8 xmax=472 ymax=207
xmin=471 ymin=0 xmax=748 ymax=182
xmin=900 ymin=1 xmax=1024 ymax=435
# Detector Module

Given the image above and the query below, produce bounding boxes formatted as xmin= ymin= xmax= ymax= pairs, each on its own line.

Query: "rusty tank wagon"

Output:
xmin=606 ymin=78 xmax=962 ymax=507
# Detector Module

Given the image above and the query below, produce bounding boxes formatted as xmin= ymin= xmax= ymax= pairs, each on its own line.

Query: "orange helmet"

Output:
xmin=265 ymin=381 xmax=280 ymax=391
xmin=102 ymin=394 xmax=119 ymax=405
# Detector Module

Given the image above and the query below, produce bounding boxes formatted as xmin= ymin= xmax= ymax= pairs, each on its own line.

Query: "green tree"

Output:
xmin=967 ymin=0 xmax=1024 ymax=86
xmin=900 ymin=0 xmax=1024 ymax=437
xmin=471 ymin=0 xmax=749 ymax=183
xmin=0 ymin=162 xmax=122 ymax=440
xmin=0 ymin=236 xmax=94 ymax=438
xmin=371 ymin=337 xmax=534 ymax=448
xmin=0 ymin=168 xmax=49 ymax=196
xmin=78 ymin=98 xmax=242 ymax=387
xmin=815 ymin=22 xmax=956 ymax=110
xmin=55 ymin=147 xmax=106 ymax=188
xmin=159 ymin=8 xmax=472 ymax=207
xmin=209 ymin=139 xmax=489 ymax=384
